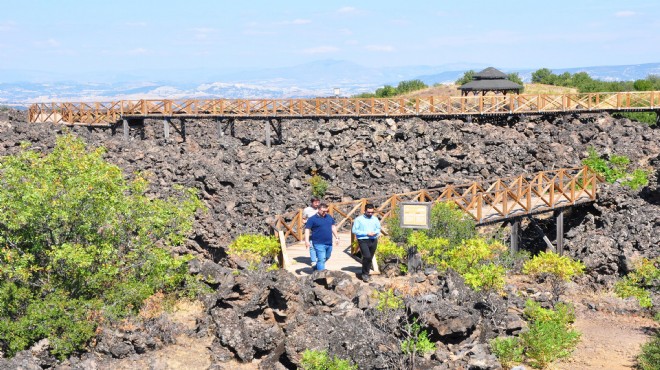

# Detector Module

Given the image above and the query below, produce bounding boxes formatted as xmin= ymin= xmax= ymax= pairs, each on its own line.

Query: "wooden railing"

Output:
xmin=28 ymin=91 xmax=660 ymax=125
xmin=271 ymin=166 xmax=601 ymax=242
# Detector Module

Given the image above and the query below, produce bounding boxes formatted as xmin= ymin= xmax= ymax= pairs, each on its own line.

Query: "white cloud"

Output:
xmin=345 ymin=40 xmax=359 ymax=45
xmin=615 ymin=11 xmax=636 ymax=17
xmin=124 ymin=21 xmax=147 ymax=27
xmin=192 ymin=27 xmax=217 ymax=40
xmin=365 ymin=44 xmax=394 ymax=52
xmin=302 ymin=46 xmax=340 ymax=54
xmin=339 ymin=28 xmax=352 ymax=36
xmin=281 ymin=19 xmax=312 ymax=25
xmin=127 ymin=48 xmax=148 ymax=55
xmin=338 ymin=6 xmax=357 ymax=14
xmin=0 ymin=21 xmax=16 ymax=31
xmin=391 ymin=19 xmax=409 ymax=26
xmin=34 ymin=38 xmax=61 ymax=48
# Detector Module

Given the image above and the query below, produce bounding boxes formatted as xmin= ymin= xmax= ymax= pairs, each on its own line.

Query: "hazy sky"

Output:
xmin=1 ymin=0 xmax=659 ymax=74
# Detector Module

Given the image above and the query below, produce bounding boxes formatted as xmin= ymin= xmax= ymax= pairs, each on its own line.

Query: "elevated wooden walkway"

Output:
xmin=274 ymin=166 xmax=601 ymax=276
xmin=273 ymin=166 xmax=600 ymax=242
xmin=28 ymin=91 xmax=660 ymax=126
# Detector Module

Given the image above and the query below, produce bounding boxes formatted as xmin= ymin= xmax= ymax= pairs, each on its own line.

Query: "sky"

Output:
xmin=1 ymin=0 xmax=659 ymax=76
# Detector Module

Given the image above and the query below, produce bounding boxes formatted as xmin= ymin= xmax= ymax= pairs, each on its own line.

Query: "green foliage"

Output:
xmin=401 ymin=320 xmax=436 ymax=356
xmin=300 ymin=349 xmax=357 ymax=370
xmin=307 ymin=171 xmax=329 ymax=198
xmin=615 ymin=258 xmax=659 ymax=309
xmin=406 ymin=231 xmax=449 ymax=266
xmin=523 ymin=252 xmax=585 ymax=303
xmin=523 ymin=252 xmax=585 ymax=282
xmin=530 ymin=69 xmax=660 ymax=95
xmin=507 ymin=73 xmax=525 ymax=93
xmin=374 ymin=288 xmax=404 ymax=311
xmin=354 ymin=79 xmax=428 ymax=98
xmin=227 ymin=234 xmax=281 ymax=270
xmin=582 ymin=147 xmax=650 ymax=190
xmin=638 ymin=332 xmax=660 ymax=370
xmin=490 ymin=336 xmax=524 ymax=369
xmin=455 ymin=70 xmax=475 ymax=85
xmin=520 ymin=300 xmax=581 ymax=369
xmin=386 ymin=202 xmax=476 ymax=246
xmin=491 ymin=301 xmax=580 ymax=369
xmin=0 ymin=135 xmax=204 ymax=359
xmin=612 ymin=112 xmax=657 ymax=126
xmin=374 ymin=236 xmax=406 ymax=265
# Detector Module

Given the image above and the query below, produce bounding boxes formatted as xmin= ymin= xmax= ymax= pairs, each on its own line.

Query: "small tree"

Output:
xmin=307 ymin=169 xmax=329 ymax=198
xmin=523 ymin=252 xmax=585 ymax=304
xmin=455 ymin=70 xmax=475 ymax=85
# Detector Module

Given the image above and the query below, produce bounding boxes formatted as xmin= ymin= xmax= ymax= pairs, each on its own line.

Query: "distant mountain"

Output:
xmin=0 ymin=61 xmax=658 ymax=104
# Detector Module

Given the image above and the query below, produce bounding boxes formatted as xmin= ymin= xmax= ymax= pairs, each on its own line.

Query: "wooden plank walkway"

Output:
xmin=28 ymin=91 xmax=660 ymax=126
xmin=283 ymin=231 xmax=364 ymax=277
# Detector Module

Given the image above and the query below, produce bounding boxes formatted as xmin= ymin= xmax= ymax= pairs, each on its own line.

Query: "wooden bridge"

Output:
xmin=272 ymin=166 xmax=601 ymax=277
xmin=28 ymin=91 xmax=660 ymax=126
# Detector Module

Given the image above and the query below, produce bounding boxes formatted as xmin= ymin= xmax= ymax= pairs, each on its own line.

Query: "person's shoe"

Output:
xmin=361 ymin=274 xmax=371 ymax=282
xmin=311 ymin=263 xmax=317 ymax=270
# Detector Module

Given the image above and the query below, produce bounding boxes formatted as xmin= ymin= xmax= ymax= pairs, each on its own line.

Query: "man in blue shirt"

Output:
xmin=304 ymin=203 xmax=339 ymax=271
xmin=352 ymin=204 xmax=381 ymax=282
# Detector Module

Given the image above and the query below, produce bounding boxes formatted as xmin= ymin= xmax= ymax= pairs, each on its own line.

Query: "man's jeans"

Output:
xmin=313 ymin=243 xmax=333 ymax=271
xmin=310 ymin=242 xmax=317 ymax=263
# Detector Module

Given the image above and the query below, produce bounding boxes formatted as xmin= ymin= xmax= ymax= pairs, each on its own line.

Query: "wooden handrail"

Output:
xmin=272 ymin=166 xmax=602 ymax=241
xmin=27 ymin=91 xmax=660 ymax=125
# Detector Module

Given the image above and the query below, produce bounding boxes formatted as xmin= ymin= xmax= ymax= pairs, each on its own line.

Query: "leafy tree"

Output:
xmin=0 ymin=135 xmax=204 ymax=359
xmin=396 ymin=79 xmax=428 ymax=94
xmin=375 ymin=85 xmax=398 ymax=98
xmin=455 ymin=70 xmax=476 ymax=85
xmin=531 ymin=68 xmax=554 ymax=84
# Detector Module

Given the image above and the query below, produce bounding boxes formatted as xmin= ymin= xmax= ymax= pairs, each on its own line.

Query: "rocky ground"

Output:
xmin=0 ymin=110 xmax=658 ymax=369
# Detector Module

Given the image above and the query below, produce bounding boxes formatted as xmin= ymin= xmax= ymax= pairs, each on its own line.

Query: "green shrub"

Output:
xmin=374 ymin=289 xmax=404 ymax=311
xmin=406 ymin=231 xmax=449 ymax=266
xmin=523 ymin=251 xmax=585 ymax=304
xmin=300 ymin=349 xmax=357 ymax=370
xmin=520 ymin=300 xmax=580 ymax=369
xmin=490 ymin=336 xmax=523 ymax=369
xmin=638 ymin=332 xmax=660 ymax=370
xmin=375 ymin=236 xmax=406 ymax=265
xmin=0 ymin=135 xmax=204 ymax=359
xmin=612 ymin=112 xmax=657 ymax=126
xmin=401 ymin=320 xmax=436 ymax=356
xmin=227 ymin=234 xmax=281 ymax=270
xmin=387 ymin=202 xmax=476 ymax=246
xmin=615 ymin=258 xmax=659 ymax=309
xmin=307 ymin=172 xmax=329 ymax=198
xmin=582 ymin=147 xmax=650 ymax=189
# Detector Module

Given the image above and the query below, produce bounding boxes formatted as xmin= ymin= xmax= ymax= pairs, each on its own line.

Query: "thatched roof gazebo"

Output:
xmin=458 ymin=67 xmax=523 ymax=96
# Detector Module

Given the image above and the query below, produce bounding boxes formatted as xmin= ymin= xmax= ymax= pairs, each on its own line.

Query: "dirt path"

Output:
xmin=555 ymin=306 xmax=657 ymax=369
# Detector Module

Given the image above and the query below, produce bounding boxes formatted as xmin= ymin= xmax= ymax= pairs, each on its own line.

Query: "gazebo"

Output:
xmin=458 ymin=67 xmax=523 ymax=96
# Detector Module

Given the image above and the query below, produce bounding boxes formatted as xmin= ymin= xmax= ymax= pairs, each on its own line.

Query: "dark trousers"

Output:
xmin=358 ymin=239 xmax=378 ymax=276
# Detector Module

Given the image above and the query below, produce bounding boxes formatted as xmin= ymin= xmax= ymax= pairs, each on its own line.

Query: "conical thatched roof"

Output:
xmin=473 ymin=67 xmax=508 ymax=80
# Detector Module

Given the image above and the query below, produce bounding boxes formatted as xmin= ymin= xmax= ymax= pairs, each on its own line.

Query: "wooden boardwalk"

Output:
xmin=28 ymin=91 xmax=660 ymax=126
xmin=282 ymin=231 xmax=365 ymax=277
xmin=273 ymin=167 xmax=601 ymax=242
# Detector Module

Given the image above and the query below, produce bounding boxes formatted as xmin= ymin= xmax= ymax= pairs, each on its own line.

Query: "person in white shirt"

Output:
xmin=302 ymin=197 xmax=320 ymax=268
xmin=352 ymin=204 xmax=381 ymax=282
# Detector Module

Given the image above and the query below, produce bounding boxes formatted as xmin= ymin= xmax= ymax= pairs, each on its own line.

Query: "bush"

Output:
xmin=300 ymin=349 xmax=357 ymax=370
xmin=456 ymin=70 xmax=476 ymax=85
xmin=442 ymin=238 xmax=507 ymax=292
xmin=638 ymin=332 xmax=660 ymax=370
xmin=615 ymin=258 xmax=659 ymax=309
xmin=375 ymin=236 xmax=406 ymax=265
xmin=490 ymin=336 xmax=523 ymax=369
xmin=523 ymin=251 xmax=585 ymax=303
xmin=401 ymin=320 xmax=436 ymax=356
xmin=0 ymin=135 xmax=204 ymax=359
xmin=386 ymin=202 xmax=476 ymax=246
xmin=374 ymin=289 xmax=404 ymax=311
xmin=227 ymin=234 xmax=281 ymax=270
xmin=307 ymin=171 xmax=329 ymax=198
xmin=406 ymin=231 xmax=449 ymax=266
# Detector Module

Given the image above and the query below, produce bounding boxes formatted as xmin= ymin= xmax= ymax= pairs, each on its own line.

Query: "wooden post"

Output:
xmin=278 ymin=231 xmax=290 ymax=270
xmin=181 ymin=119 xmax=186 ymax=142
xmin=123 ymin=119 xmax=129 ymax=141
xmin=216 ymin=119 xmax=222 ymax=139
xmin=163 ymin=118 xmax=170 ymax=141
xmin=556 ymin=210 xmax=564 ymax=255
xmin=510 ymin=219 xmax=520 ymax=253
xmin=265 ymin=120 xmax=271 ymax=148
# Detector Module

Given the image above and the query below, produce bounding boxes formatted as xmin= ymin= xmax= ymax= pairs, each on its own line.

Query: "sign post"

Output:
xmin=400 ymin=202 xmax=432 ymax=229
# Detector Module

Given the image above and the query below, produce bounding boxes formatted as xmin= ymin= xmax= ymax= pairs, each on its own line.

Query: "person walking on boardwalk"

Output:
xmin=304 ymin=203 xmax=339 ymax=271
xmin=352 ymin=204 xmax=381 ymax=282
xmin=302 ymin=197 xmax=320 ymax=268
